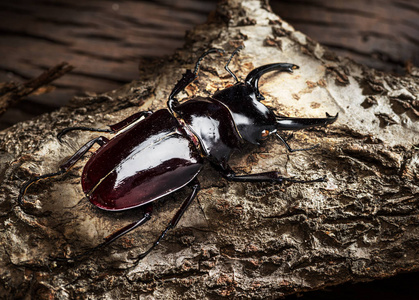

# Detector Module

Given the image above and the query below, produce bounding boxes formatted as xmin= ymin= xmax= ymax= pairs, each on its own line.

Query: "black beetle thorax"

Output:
xmin=176 ymin=97 xmax=242 ymax=164
xmin=212 ymin=83 xmax=277 ymax=144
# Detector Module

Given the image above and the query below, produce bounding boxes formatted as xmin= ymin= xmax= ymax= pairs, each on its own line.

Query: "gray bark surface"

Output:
xmin=1 ymin=0 xmax=418 ymax=299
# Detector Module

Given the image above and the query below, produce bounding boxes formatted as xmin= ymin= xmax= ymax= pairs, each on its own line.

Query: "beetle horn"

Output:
xmin=276 ymin=112 xmax=338 ymax=131
xmin=245 ymin=63 xmax=299 ymax=100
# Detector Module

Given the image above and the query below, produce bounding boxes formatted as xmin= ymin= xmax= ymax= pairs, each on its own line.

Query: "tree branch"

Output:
xmin=0 ymin=62 xmax=74 ymax=116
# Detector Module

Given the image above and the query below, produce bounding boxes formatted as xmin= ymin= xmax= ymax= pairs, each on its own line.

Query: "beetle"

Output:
xmin=18 ymin=47 xmax=337 ymax=262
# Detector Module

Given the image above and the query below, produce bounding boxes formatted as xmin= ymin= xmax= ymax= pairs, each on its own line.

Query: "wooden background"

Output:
xmin=0 ymin=0 xmax=418 ymax=130
xmin=0 ymin=0 xmax=418 ymax=299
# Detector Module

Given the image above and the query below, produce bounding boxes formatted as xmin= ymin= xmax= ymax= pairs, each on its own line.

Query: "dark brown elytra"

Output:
xmin=18 ymin=47 xmax=338 ymax=263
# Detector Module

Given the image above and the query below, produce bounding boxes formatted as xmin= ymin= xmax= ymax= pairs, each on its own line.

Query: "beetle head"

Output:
xmin=212 ymin=63 xmax=338 ymax=144
xmin=212 ymin=63 xmax=298 ymax=144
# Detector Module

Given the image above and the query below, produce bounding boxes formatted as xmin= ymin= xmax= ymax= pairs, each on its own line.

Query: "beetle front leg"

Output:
xmin=167 ymin=48 xmax=224 ymax=115
xmin=57 ymin=111 xmax=153 ymax=142
xmin=167 ymin=69 xmax=197 ymax=115
xmin=215 ymin=164 xmax=325 ymax=184
xmin=18 ymin=136 xmax=109 ymax=209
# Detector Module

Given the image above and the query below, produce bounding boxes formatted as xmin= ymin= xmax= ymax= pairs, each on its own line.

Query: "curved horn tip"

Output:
xmin=285 ymin=64 xmax=299 ymax=73
xmin=326 ymin=112 xmax=339 ymax=123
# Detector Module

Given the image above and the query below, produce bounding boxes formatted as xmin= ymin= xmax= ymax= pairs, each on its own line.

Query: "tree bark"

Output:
xmin=1 ymin=0 xmax=418 ymax=299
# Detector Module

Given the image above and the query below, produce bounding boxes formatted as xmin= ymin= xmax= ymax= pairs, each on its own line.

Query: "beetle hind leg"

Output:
xmin=135 ymin=178 xmax=201 ymax=262
xmin=51 ymin=204 xmax=153 ymax=263
xmin=51 ymin=179 xmax=201 ymax=263
xmin=18 ymin=170 xmax=66 ymax=207
xmin=18 ymin=136 xmax=109 ymax=210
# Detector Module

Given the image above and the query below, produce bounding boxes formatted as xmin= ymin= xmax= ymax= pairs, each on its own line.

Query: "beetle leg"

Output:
xmin=57 ymin=127 xmax=112 ymax=143
xmin=57 ymin=111 xmax=153 ymax=142
xmin=51 ymin=204 xmax=153 ymax=263
xmin=18 ymin=136 xmax=109 ymax=209
xmin=275 ymin=133 xmax=319 ymax=153
xmin=167 ymin=48 xmax=224 ymax=115
xmin=167 ymin=69 xmax=197 ymax=114
xmin=215 ymin=164 xmax=325 ymax=184
xmin=53 ymin=179 xmax=201 ymax=263
xmin=135 ymin=178 xmax=201 ymax=262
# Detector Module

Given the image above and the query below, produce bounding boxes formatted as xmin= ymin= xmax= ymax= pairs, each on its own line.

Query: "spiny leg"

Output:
xmin=51 ymin=204 xmax=153 ymax=263
xmin=18 ymin=136 xmax=109 ymax=210
xmin=57 ymin=127 xmax=112 ymax=142
xmin=135 ymin=178 xmax=201 ymax=262
xmin=224 ymin=45 xmax=244 ymax=83
xmin=57 ymin=111 xmax=153 ymax=142
xmin=167 ymin=48 xmax=224 ymax=115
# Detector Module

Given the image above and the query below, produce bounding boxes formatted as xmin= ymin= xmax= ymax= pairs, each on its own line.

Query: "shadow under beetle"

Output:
xmin=18 ymin=47 xmax=338 ymax=262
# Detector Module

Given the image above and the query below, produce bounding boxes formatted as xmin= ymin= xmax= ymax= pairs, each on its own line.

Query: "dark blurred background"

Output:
xmin=0 ymin=0 xmax=418 ymax=298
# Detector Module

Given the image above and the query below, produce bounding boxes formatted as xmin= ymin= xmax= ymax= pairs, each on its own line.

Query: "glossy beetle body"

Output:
xmin=19 ymin=47 xmax=337 ymax=262
xmin=82 ymin=109 xmax=203 ymax=211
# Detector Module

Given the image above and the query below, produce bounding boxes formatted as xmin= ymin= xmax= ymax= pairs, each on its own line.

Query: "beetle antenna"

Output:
xmin=193 ymin=48 xmax=225 ymax=75
xmin=225 ymin=45 xmax=244 ymax=83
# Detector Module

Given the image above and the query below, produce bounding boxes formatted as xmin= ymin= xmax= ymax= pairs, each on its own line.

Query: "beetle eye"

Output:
xmin=261 ymin=130 xmax=269 ymax=139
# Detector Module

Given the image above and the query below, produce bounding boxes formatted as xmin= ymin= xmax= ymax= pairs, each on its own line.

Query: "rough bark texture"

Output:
xmin=1 ymin=0 xmax=418 ymax=299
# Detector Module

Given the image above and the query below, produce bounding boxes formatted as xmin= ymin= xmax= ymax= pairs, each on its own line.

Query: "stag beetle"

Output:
xmin=18 ymin=47 xmax=337 ymax=262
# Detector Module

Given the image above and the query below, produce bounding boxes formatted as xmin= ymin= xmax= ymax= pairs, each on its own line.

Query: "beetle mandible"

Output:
xmin=18 ymin=46 xmax=338 ymax=262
